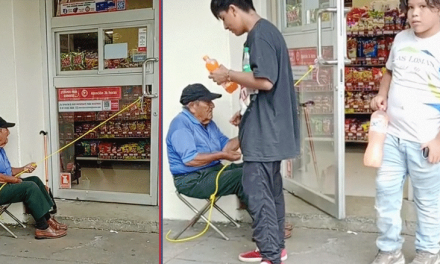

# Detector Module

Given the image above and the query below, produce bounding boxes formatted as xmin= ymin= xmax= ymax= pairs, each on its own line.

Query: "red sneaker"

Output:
xmin=238 ymin=248 xmax=287 ymax=262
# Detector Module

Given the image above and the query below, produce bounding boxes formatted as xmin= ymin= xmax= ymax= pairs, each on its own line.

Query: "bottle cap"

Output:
xmin=203 ymin=55 xmax=209 ymax=61
xmin=244 ymin=47 xmax=249 ymax=52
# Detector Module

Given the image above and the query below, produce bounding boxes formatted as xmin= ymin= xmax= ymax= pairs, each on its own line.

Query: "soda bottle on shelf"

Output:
xmin=203 ymin=55 xmax=239 ymax=93
xmin=364 ymin=110 xmax=389 ymax=168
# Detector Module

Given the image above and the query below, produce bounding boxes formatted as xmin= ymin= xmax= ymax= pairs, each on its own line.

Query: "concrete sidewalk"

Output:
xmin=164 ymin=220 xmax=417 ymax=264
xmin=0 ymin=227 xmax=159 ymax=264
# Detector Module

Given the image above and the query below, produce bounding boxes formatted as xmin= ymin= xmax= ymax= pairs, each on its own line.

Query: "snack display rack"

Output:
xmin=58 ymin=86 xmax=151 ymax=176
xmin=344 ymin=2 xmax=407 ymax=143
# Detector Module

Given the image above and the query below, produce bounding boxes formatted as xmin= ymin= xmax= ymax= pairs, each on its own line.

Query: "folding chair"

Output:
xmin=174 ymin=190 xmax=241 ymax=241
xmin=0 ymin=203 xmax=26 ymax=238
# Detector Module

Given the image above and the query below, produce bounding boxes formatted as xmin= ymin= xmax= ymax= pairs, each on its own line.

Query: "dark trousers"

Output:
xmin=243 ymin=161 xmax=285 ymax=264
xmin=0 ymin=176 xmax=53 ymax=220
xmin=173 ymin=163 xmax=246 ymax=204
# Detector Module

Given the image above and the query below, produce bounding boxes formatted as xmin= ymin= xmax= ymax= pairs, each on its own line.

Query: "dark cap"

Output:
xmin=0 ymin=117 xmax=15 ymax=129
xmin=180 ymin=83 xmax=222 ymax=105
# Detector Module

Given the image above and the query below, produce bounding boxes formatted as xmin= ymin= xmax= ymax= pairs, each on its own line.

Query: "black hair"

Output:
xmin=210 ymin=0 xmax=255 ymax=19
xmin=400 ymin=0 xmax=440 ymax=12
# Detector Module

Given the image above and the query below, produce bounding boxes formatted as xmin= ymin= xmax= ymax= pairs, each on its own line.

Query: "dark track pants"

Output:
xmin=243 ymin=161 xmax=285 ymax=264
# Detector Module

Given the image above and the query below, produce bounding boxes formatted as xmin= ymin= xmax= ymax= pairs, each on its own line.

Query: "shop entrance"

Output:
xmin=44 ymin=0 xmax=159 ymax=205
xmin=274 ymin=0 xmax=404 ymax=218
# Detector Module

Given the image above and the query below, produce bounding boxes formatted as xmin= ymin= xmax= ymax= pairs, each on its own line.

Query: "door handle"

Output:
xmin=142 ymin=58 xmax=159 ymax=98
xmin=317 ymin=7 xmax=351 ymax=66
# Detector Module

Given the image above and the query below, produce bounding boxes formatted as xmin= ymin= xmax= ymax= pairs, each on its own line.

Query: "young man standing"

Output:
xmin=209 ymin=1 xmax=300 ymax=264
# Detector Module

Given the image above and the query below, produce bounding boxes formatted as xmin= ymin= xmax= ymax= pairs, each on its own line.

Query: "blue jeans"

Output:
xmin=376 ymin=134 xmax=440 ymax=254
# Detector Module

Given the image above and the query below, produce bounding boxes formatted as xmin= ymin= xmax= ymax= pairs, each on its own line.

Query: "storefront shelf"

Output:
xmin=345 ymin=140 xmax=368 ymax=143
xmin=347 ymin=30 xmax=402 ymax=37
xmin=76 ymin=157 xmax=150 ymax=162
xmin=347 ymin=64 xmax=386 ymax=67
xmin=304 ymin=137 xmax=333 ymax=142
xmin=72 ymin=118 xmax=150 ymax=123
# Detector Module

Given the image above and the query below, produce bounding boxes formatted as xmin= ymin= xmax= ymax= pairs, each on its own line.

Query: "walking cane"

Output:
xmin=300 ymin=101 xmax=320 ymax=179
xmin=39 ymin=131 xmax=58 ymax=214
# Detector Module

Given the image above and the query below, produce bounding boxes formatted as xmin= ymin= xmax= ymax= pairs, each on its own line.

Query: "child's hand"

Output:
xmin=371 ymin=95 xmax=387 ymax=111
xmin=421 ymin=139 xmax=440 ymax=164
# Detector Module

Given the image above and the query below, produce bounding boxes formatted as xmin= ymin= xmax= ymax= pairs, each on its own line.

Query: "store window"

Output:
xmin=60 ymin=32 xmax=98 ymax=72
xmin=103 ymin=27 xmax=149 ymax=69
xmin=283 ymin=0 xmax=331 ymax=31
xmin=57 ymin=86 xmax=151 ymax=194
xmin=54 ymin=0 xmax=153 ymax=17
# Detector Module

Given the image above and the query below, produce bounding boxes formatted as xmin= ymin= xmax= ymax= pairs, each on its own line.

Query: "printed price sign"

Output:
xmin=138 ymin=28 xmax=147 ymax=52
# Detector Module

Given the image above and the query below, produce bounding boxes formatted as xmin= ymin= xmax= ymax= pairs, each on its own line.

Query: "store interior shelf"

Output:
xmin=345 ymin=112 xmax=372 ymax=115
xmin=76 ymin=157 xmax=150 ymax=162
xmin=347 ymin=30 xmax=402 ymax=37
xmin=75 ymin=136 xmax=150 ymax=140
xmin=347 ymin=63 xmax=386 ymax=67
xmin=304 ymin=137 xmax=333 ymax=142
xmin=297 ymin=90 xmax=333 ymax=93
xmin=345 ymin=140 xmax=368 ymax=143
xmin=72 ymin=117 xmax=150 ymax=123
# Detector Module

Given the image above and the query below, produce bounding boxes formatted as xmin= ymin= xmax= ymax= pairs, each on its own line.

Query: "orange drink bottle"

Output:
xmin=364 ymin=110 xmax=389 ymax=168
xmin=203 ymin=55 xmax=238 ymax=93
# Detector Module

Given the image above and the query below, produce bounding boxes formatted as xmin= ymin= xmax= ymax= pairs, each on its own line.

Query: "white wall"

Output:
xmin=0 ymin=0 xmax=46 ymax=223
xmin=163 ymin=0 xmax=266 ymax=221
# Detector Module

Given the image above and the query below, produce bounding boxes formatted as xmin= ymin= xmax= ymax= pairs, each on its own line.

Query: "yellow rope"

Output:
xmin=166 ymin=163 xmax=230 ymax=242
xmin=295 ymin=65 xmax=315 ymax=86
xmin=165 ymin=64 xmax=315 ymax=243
xmin=0 ymin=97 xmax=143 ymax=193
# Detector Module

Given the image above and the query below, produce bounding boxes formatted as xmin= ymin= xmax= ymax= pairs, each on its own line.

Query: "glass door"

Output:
xmin=45 ymin=1 xmax=159 ymax=205
xmin=279 ymin=0 xmax=349 ymax=219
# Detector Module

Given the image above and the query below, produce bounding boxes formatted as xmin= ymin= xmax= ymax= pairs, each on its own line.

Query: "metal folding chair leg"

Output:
xmin=175 ymin=191 xmax=232 ymax=240
xmin=0 ymin=204 xmax=26 ymax=238
xmin=212 ymin=203 xmax=240 ymax=228
xmin=0 ymin=222 xmax=18 ymax=238
xmin=4 ymin=210 xmax=26 ymax=228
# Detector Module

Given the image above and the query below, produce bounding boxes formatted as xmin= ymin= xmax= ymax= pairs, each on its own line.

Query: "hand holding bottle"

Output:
xmin=364 ymin=110 xmax=389 ymax=168
xmin=209 ymin=65 xmax=229 ymax=85
xmin=203 ymin=55 xmax=238 ymax=93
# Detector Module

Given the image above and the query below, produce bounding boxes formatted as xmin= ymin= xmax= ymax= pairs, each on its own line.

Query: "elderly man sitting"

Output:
xmin=166 ymin=83 xmax=245 ymax=203
xmin=0 ymin=117 xmax=67 ymax=239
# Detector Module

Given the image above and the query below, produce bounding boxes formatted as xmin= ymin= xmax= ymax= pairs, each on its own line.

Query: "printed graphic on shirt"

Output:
xmin=395 ymin=46 xmax=440 ymax=109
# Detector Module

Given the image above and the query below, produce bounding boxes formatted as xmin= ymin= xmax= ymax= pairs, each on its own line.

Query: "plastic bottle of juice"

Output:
xmin=203 ymin=55 xmax=238 ymax=93
xmin=364 ymin=110 xmax=389 ymax=168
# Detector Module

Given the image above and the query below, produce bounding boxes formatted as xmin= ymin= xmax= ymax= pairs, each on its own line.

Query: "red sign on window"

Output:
xmin=288 ymin=47 xmax=333 ymax=66
xmin=58 ymin=87 xmax=122 ymax=101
